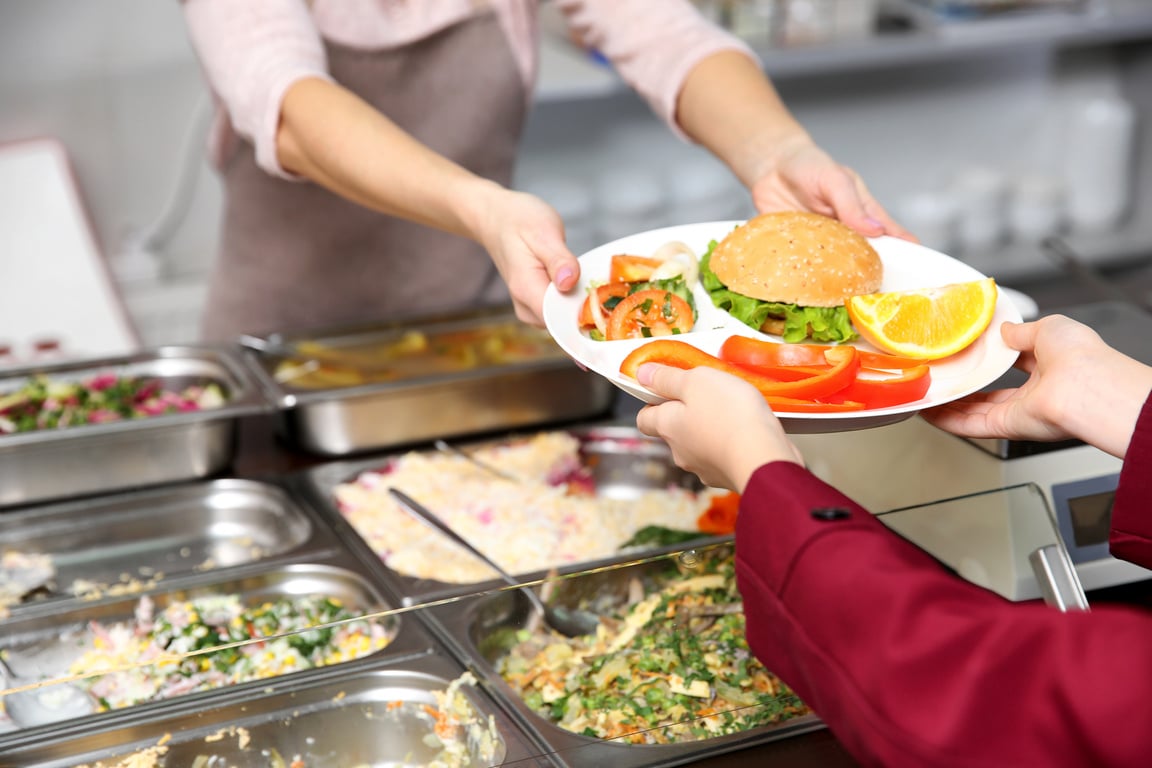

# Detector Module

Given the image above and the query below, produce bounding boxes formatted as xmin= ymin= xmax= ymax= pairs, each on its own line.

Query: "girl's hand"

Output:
xmin=635 ymin=363 xmax=803 ymax=492
xmin=922 ymin=316 xmax=1152 ymax=459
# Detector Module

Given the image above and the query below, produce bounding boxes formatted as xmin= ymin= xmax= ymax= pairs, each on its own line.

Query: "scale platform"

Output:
xmin=792 ymin=300 xmax=1152 ymax=595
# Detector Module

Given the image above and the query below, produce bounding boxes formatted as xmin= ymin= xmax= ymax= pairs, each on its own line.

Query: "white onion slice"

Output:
xmin=587 ymin=282 xmax=609 ymax=337
xmin=649 ymin=241 xmax=699 ymax=285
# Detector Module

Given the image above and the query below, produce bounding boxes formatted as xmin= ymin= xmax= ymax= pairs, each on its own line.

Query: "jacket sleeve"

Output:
xmin=736 ymin=461 xmax=1152 ymax=768
xmin=555 ymin=0 xmax=757 ymax=139
xmin=1110 ymin=393 xmax=1152 ymax=566
xmin=181 ymin=0 xmax=333 ymax=178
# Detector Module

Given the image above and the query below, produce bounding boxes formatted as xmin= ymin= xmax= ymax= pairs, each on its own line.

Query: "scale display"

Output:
xmin=1052 ymin=474 xmax=1121 ymax=564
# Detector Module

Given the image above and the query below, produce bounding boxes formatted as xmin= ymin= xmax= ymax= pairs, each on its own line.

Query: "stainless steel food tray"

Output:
xmin=240 ymin=306 xmax=616 ymax=455
xmin=0 ymin=478 xmax=340 ymax=619
xmin=0 ymin=557 xmax=436 ymax=745
xmin=0 ymin=654 xmax=552 ymax=767
xmin=0 ymin=345 xmax=267 ymax=507
xmin=422 ymin=544 xmax=826 ymax=768
xmin=297 ymin=424 xmax=728 ymax=607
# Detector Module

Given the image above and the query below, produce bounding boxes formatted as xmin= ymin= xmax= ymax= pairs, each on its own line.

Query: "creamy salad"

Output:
xmin=334 ymin=431 xmax=722 ymax=583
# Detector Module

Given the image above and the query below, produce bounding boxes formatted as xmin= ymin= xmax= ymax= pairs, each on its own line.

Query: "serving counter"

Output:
xmin=0 ymin=402 xmax=859 ymax=765
xmin=5 ymin=302 xmax=1147 ymax=767
xmin=230 ymin=409 xmax=863 ymax=768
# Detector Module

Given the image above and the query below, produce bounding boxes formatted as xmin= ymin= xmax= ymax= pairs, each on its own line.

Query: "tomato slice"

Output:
xmin=578 ymin=283 xmax=632 ymax=329
xmin=609 ymin=254 xmax=664 ymax=283
xmin=619 ymin=339 xmax=860 ymax=401
xmin=605 ymin=290 xmax=695 ymax=341
xmin=823 ymin=365 xmax=932 ymax=409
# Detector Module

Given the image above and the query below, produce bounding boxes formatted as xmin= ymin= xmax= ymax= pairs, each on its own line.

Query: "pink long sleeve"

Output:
xmin=736 ymin=461 xmax=1152 ymax=767
xmin=181 ymin=0 xmax=756 ymax=178
xmin=182 ymin=0 xmax=333 ymax=178
xmin=556 ymin=0 xmax=758 ymax=138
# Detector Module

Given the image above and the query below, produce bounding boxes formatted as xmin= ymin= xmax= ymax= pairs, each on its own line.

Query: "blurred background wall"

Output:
xmin=1 ymin=0 xmax=1150 ymax=352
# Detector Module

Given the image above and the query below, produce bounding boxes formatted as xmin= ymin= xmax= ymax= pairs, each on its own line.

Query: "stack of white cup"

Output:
xmin=1063 ymin=94 xmax=1137 ymax=233
xmin=953 ymin=167 xmax=1010 ymax=254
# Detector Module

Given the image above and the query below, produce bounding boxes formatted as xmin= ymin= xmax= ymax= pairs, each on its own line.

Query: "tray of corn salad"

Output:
xmin=0 ymin=479 xmax=341 ymax=622
xmin=422 ymin=541 xmax=824 ymax=768
xmin=0 ymin=557 xmax=440 ymax=744
xmin=0 ymin=654 xmax=551 ymax=767
xmin=240 ymin=305 xmax=615 ymax=456
xmin=0 ymin=345 xmax=267 ymax=507
xmin=298 ymin=425 xmax=735 ymax=607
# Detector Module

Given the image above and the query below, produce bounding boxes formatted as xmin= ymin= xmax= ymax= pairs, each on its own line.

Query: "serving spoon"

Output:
xmin=387 ymin=488 xmax=599 ymax=638
xmin=238 ymin=334 xmax=397 ymax=377
xmin=0 ymin=654 xmax=96 ymax=729
xmin=433 ymin=439 xmax=521 ymax=483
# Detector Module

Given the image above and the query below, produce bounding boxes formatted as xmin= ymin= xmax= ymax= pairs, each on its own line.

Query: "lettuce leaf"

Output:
xmin=699 ymin=240 xmax=859 ymax=343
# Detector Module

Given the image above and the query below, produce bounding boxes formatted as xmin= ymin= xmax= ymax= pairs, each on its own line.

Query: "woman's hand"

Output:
xmin=466 ymin=183 xmax=581 ymax=326
xmin=675 ymin=50 xmax=912 ymax=241
xmin=748 ymin=135 xmax=913 ymax=241
xmin=275 ymin=79 xmax=580 ymax=327
xmin=922 ymin=315 xmax=1152 ymax=458
xmin=634 ymin=363 xmax=804 ymax=492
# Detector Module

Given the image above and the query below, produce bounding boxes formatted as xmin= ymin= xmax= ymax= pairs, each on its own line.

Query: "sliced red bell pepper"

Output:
xmin=823 ymin=365 xmax=932 ymax=409
xmin=857 ymin=351 xmax=928 ymax=371
xmin=729 ymin=363 xmax=831 ymax=383
xmin=698 ymin=491 xmax=741 ymax=534
xmin=720 ymin=335 xmax=923 ymax=370
xmin=763 ymin=396 xmax=867 ymax=413
xmin=619 ymin=339 xmax=860 ymax=401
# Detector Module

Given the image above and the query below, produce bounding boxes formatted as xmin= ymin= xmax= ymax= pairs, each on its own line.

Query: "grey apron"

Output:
xmin=201 ymin=12 xmax=524 ymax=342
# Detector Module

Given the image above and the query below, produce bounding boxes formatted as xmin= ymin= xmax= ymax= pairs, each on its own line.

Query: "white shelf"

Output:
xmin=535 ymin=5 xmax=1152 ymax=103
xmin=956 ymin=216 xmax=1152 ymax=285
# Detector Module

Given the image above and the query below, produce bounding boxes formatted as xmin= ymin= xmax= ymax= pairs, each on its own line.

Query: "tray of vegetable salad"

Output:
xmin=420 ymin=540 xmax=824 ymax=767
xmin=0 ymin=555 xmax=438 ymax=744
xmin=0 ymin=345 xmax=267 ymax=507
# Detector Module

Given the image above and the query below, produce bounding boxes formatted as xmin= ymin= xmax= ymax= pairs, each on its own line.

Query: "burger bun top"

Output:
xmin=709 ymin=211 xmax=883 ymax=307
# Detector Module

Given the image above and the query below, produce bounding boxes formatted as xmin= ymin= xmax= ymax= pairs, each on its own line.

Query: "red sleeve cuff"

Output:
xmin=1110 ymin=392 xmax=1152 ymax=565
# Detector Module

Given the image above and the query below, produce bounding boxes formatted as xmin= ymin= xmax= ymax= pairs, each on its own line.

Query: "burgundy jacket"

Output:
xmin=735 ymin=396 xmax=1152 ymax=767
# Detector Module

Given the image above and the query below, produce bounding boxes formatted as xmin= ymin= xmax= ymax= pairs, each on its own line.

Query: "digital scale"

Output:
xmin=791 ymin=301 xmax=1151 ymax=597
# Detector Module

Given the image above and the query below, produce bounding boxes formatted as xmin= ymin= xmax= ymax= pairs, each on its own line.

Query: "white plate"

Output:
xmin=543 ymin=221 xmax=1023 ymax=434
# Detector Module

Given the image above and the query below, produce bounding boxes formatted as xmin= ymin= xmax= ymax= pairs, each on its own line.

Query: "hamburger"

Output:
xmin=701 ymin=211 xmax=883 ymax=343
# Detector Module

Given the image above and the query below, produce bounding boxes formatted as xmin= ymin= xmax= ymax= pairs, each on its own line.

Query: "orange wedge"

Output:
xmin=846 ymin=277 xmax=999 ymax=360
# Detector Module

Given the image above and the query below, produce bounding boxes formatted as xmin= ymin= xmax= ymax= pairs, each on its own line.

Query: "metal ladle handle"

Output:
xmin=433 ymin=440 xmax=520 ymax=482
xmin=387 ymin=488 xmax=550 ymax=618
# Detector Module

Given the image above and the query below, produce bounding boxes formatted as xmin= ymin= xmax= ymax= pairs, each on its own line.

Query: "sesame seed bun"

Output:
xmin=709 ymin=211 xmax=883 ymax=307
